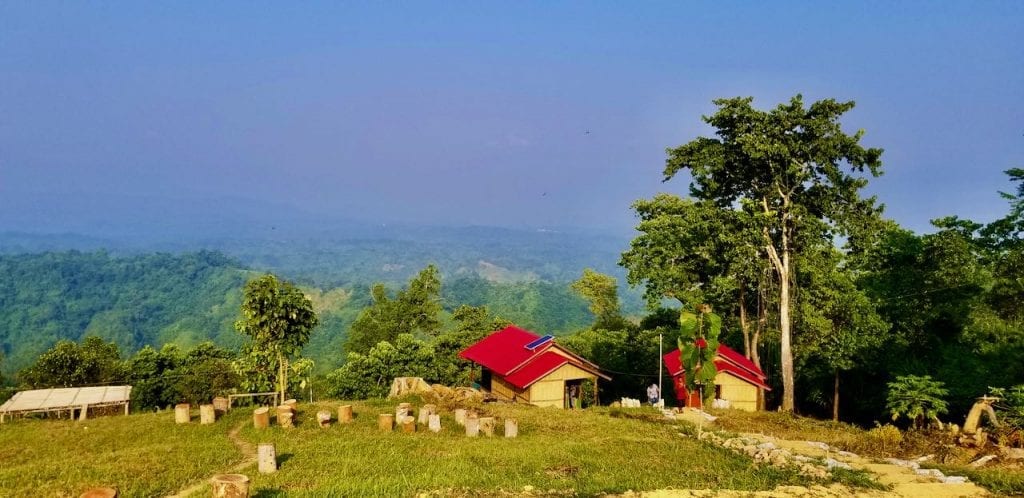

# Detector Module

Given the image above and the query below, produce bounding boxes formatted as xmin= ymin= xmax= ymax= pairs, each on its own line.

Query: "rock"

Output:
xmin=388 ymin=377 xmax=434 ymax=398
xmin=914 ymin=468 xmax=945 ymax=478
xmin=914 ymin=454 xmax=935 ymax=462
xmin=885 ymin=457 xmax=920 ymax=470
xmin=942 ymin=476 xmax=969 ymax=484
xmin=969 ymin=454 xmax=997 ymax=467
xmin=836 ymin=450 xmax=858 ymax=458
xmin=806 ymin=441 xmax=830 ymax=451
xmin=823 ymin=458 xmax=852 ymax=470
xmin=1001 ymin=447 xmax=1024 ymax=460
xmin=757 ymin=442 xmax=777 ymax=450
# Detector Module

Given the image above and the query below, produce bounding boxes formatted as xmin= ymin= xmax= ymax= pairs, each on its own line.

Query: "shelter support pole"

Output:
xmin=593 ymin=378 xmax=598 ymax=406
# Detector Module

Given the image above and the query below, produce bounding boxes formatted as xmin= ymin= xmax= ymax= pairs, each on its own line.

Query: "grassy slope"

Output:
xmin=0 ymin=402 xmax=815 ymax=498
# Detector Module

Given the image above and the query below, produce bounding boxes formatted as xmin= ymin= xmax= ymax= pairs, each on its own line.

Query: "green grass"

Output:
xmin=0 ymin=408 xmax=244 ymax=497
xmin=925 ymin=464 xmax=1024 ymax=496
xmin=0 ymin=401 xmax=884 ymax=498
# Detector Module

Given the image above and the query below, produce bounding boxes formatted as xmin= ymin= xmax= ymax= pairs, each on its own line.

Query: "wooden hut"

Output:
xmin=663 ymin=344 xmax=769 ymax=411
xmin=459 ymin=326 xmax=610 ymax=408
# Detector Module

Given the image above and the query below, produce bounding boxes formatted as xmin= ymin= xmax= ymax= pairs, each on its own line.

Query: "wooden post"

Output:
xmin=401 ymin=416 xmax=416 ymax=433
xmin=174 ymin=404 xmax=190 ymax=424
xmin=454 ymin=409 xmax=467 ymax=426
xmin=213 ymin=397 xmax=229 ymax=414
xmin=253 ymin=407 xmax=270 ymax=429
xmin=338 ymin=405 xmax=353 ymax=423
xmin=79 ymin=487 xmax=118 ymax=498
xmin=378 ymin=413 xmax=394 ymax=431
xmin=79 ymin=404 xmax=90 ymax=421
xmin=276 ymin=406 xmax=294 ymax=428
xmin=210 ymin=474 xmax=249 ymax=498
xmin=317 ymin=410 xmax=331 ymax=428
xmin=465 ymin=416 xmax=480 ymax=437
xmin=479 ymin=417 xmax=495 ymax=436
xmin=504 ymin=418 xmax=518 ymax=438
xmin=257 ymin=443 xmax=277 ymax=474
xmin=200 ymin=404 xmax=216 ymax=425
xmin=124 ymin=401 xmax=130 ymax=416
xmin=428 ymin=414 xmax=442 ymax=433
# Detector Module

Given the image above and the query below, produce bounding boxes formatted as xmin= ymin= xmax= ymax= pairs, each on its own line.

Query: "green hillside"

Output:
xmin=0 ymin=251 xmax=599 ymax=378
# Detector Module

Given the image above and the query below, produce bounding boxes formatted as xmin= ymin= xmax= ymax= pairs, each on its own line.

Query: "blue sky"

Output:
xmin=1 ymin=2 xmax=1021 ymax=234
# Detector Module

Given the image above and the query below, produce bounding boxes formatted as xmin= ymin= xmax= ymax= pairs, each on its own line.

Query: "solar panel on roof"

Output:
xmin=524 ymin=335 xmax=553 ymax=351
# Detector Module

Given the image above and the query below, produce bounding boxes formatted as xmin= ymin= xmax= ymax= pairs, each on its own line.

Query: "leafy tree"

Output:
xmin=677 ymin=305 xmax=721 ymax=406
xmin=621 ymin=195 xmax=767 ymax=365
xmin=794 ymin=246 xmax=887 ymax=420
xmin=662 ymin=95 xmax=884 ymax=411
xmin=346 ymin=265 xmax=442 ymax=354
xmin=235 ymin=274 xmax=318 ymax=402
xmin=19 ymin=336 xmax=126 ymax=388
xmin=127 ymin=344 xmax=182 ymax=410
xmin=172 ymin=342 xmax=240 ymax=405
xmin=328 ymin=334 xmax=439 ymax=399
xmin=571 ymin=269 xmax=625 ymax=329
xmin=886 ymin=374 xmax=949 ymax=429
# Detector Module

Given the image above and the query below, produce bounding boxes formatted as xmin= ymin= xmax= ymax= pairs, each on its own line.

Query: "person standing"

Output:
xmin=647 ymin=383 xmax=660 ymax=406
xmin=568 ymin=384 xmax=579 ymax=409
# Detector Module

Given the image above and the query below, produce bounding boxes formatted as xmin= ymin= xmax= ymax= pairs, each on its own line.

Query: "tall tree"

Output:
xmin=662 ymin=95 xmax=883 ymax=411
xmin=346 ymin=265 xmax=442 ymax=354
xmin=621 ymin=195 xmax=766 ymax=365
xmin=570 ymin=268 xmax=625 ymax=330
xmin=235 ymin=274 xmax=318 ymax=402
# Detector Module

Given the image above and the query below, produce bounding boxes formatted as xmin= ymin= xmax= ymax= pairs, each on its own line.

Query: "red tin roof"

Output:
xmin=663 ymin=345 xmax=771 ymax=390
xmin=503 ymin=351 xmax=570 ymax=389
xmin=459 ymin=325 xmax=609 ymax=388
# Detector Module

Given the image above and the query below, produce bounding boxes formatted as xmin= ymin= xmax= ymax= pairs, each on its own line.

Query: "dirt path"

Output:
xmin=166 ymin=422 xmax=257 ymax=498
xmin=743 ymin=433 xmax=987 ymax=498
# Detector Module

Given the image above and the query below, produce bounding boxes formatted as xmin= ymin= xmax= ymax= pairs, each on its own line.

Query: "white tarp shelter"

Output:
xmin=0 ymin=385 xmax=132 ymax=423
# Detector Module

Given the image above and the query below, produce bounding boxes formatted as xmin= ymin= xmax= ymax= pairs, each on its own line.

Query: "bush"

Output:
xmin=864 ymin=424 xmax=903 ymax=453
xmin=886 ymin=375 xmax=949 ymax=429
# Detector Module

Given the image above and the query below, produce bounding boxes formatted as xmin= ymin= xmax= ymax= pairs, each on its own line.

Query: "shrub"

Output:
xmin=864 ymin=424 xmax=903 ymax=453
xmin=886 ymin=375 xmax=949 ymax=429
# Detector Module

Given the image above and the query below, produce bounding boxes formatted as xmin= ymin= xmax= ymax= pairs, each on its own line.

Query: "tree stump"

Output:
xmin=253 ymin=407 xmax=270 ymax=429
xmin=257 ymin=443 xmax=277 ymax=474
xmin=79 ymin=487 xmax=118 ymax=498
xmin=276 ymin=406 xmax=294 ymax=428
xmin=402 ymin=416 xmax=416 ymax=433
xmin=417 ymin=404 xmax=435 ymax=425
xmin=465 ymin=416 xmax=480 ymax=437
xmin=479 ymin=417 xmax=495 ymax=436
xmin=284 ymin=399 xmax=298 ymax=413
xmin=454 ymin=408 xmax=467 ymax=426
xmin=504 ymin=418 xmax=518 ymax=438
xmin=200 ymin=404 xmax=216 ymax=425
xmin=174 ymin=404 xmax=191 ymax=424
xmin=428 ymin=414 xmax=442 ymax=433
xmin=378 ymin=413 xmax=394 ymax=431
xmin=213 ymin=397 xmax=229 ymax=414
xmin=317 ymin=410 xmax=332 ymax=428
xmin=210 ymin=474 xmax=249 ymax=498
xmin=338 ymin=404 xmax=353 ymax=423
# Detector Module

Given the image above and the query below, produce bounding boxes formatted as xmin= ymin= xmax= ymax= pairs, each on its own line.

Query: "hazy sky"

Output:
xmin=1 ymin=2 xmax=1021 ymax=233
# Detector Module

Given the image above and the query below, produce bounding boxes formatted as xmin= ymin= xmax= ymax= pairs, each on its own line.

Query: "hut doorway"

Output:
xmin=564 ymin=380 xmax=583 ymax=409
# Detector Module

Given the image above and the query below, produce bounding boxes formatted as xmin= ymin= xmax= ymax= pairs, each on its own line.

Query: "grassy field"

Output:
xmin=0 ymin=407 xmax=243 ymax=497
xmin=0 ymin=400 xmax=879 ymax=498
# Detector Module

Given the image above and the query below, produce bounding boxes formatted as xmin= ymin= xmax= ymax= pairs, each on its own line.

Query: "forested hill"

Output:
xmin=0 ymin=250 xmax=601 ymax=377
xmin=0 ymin=251 xmax=251 ymax=374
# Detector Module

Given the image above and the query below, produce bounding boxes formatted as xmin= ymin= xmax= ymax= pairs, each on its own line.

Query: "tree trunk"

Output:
xmin=739 ymin=287 xmax=752 ymax=359
xmin=174 ymin=403 xmax=190 ymax=424
xmin=338 ymin=405 xmax=353 ymax=423
xmin=200 ymin=404 xmax=216 ymax=425
xmin=832 ymin=370 xmax=840 ymax=422
xmin=779 ymin=247 xmax=794 ymax=412
xmin=277 ymin=352 xmax=288 ymax=406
